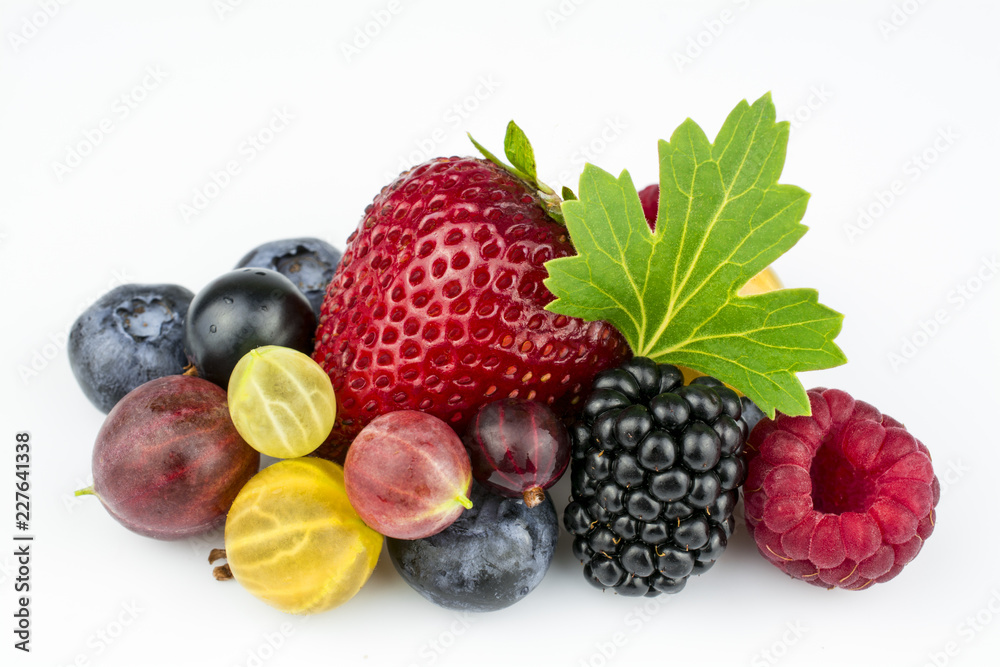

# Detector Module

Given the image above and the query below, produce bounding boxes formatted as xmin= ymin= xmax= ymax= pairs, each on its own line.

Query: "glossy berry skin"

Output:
xmin=69 ymin=283 xmax=194 ymax=413
xmin=184 ymin=268 xmax=317 ymax=387
xmin=637 ymin=183 xmax=660 ymax=228
xmin=744 ymin=388 xmax=939 ymax=590
xmin=235 ymin=237 xmax=342 ymax=319
xmin=464 ymin=398 xmax=571 ymax=506
xmin=227 ymin=346 xmax=337 ymax=459
xmin=85 ymin=375 xmax=260 ymax=540
xmin=387 ymin=482 xmax=558 ymax=612
xmin=225 ymin=458 xmax=382 ymax=614
xmin=564 ymin=358 xmax=751 ymax=597
xmin=344 ymin=410 xmax=473 ymax=540
xmin=312 ymin=157 xmax=628 ymax=462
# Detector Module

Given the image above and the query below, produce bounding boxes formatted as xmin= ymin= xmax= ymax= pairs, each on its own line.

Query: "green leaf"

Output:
xmin=543 ymin=93 xmax=846 ymax=418
xmin=561 ymin=186 xmax=577 ymax=201
xmin=504 ymin=121 xmax=539 ymax=188
xmin=469 ymin=123 xmax=565 ymax=224
xmin=467 ymin=132 xmax=510 ymax=175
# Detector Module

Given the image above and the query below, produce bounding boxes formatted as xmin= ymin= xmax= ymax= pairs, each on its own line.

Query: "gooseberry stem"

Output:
xmin=208 ymin=548 xmax=233 ymax=581
xmin=456 ymin=492 xmax=473 ymax=510
xmin=522 ymin=487 xmax=545 ymax=508
xmin=74 ymin=485 xmax=95 ymax=497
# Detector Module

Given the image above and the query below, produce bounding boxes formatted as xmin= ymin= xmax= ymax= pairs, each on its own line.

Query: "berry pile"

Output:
xmin=311 ymin=155 xmax=627 ymax=462
xmin=67 ymin=100 xmax=940 ymax=619
xmin=564 ymin=358 xmax=750 ymax=596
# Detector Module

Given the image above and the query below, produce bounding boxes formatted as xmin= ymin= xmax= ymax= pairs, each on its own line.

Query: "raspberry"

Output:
xmin=743 ymin=387 xmax=939 ymax=590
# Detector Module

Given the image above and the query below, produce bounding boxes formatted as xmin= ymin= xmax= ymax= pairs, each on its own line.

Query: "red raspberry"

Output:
xmin=743 ymin=388 xmax=939 ymax=590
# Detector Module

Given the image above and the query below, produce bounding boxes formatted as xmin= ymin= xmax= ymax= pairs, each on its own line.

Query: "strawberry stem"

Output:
xmin=468 ymin=124 xmax=566 ymax=225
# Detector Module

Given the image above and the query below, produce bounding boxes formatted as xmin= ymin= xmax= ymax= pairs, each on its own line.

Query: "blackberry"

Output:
xmin=563 ymin=358 xmax=752 ymax=596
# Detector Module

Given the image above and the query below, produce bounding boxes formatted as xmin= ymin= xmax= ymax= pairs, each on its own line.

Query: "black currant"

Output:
xmin=183 ymin=268 xmax=316 ymax=387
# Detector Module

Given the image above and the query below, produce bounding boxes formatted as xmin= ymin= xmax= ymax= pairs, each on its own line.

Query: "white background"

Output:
xmin=2 ymin=1 xmax=998 ymax=666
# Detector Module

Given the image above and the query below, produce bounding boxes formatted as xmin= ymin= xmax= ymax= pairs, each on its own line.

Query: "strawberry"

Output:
xmin=312 ymin=149 xmax=629 ymax=462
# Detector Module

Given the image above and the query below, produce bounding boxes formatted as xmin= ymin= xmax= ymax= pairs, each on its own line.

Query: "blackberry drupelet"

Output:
xmin=563 ymin=357 xmax=753 ymax=596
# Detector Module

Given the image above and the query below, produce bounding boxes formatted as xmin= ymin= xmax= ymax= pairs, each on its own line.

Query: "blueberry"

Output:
xmin=235 ymin=237 xmax=341 ymax=319
xmin=386 ymin=483 xmax=558 ymax=612
xmin=740 ymin=395 xmax=767 ymax=435
xmin=68 ymin=284 xmax=194 ymax=413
